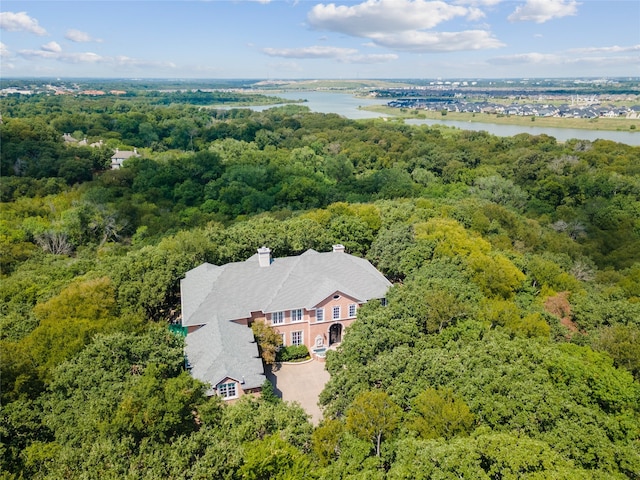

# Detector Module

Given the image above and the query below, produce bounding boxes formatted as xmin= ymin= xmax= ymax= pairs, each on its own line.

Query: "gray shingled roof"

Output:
xmin=185 ymin=319 xmax=265 ymax=394
xmin=111 ymin=149 xmax=139 ymax=160
xmin=181 ymin=249 xmax=392 ymax=328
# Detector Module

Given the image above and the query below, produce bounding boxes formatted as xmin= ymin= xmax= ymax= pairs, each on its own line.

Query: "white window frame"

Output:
xmin=332 ymin=306 xmax=341 ymax=320
xmin=291 ymin=331 xmax=303 ymax=346
xmin=348 ymin=303 xmax=357 ymax=318
xmin=279 ymin=333 xmax=286 ymax=347
xmin=271 ymin=311 xmax=284 ymax=325
xmin=218 ymin=381 xmax=237 ymax=399
xmin=316 ymin=308 xmax=324 ymax=322
xmin=291 ymin=309 xmax=303 ymax=322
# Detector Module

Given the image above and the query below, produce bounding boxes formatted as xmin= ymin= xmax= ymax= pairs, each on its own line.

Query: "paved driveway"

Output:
xmin=266 ymin=359 xmax=330 ymax=425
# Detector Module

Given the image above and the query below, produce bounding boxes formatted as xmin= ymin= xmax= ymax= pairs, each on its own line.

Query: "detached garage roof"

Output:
xmin=185 ymin=319 xmax=265 ymax=394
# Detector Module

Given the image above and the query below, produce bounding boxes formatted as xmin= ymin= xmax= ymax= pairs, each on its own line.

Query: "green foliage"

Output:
xmin=366 ymin=223 xmax=415 ymax=281
xmin=408 ymin=387 xmax=475 ymax=440
xmin=1 ymin=277 xmax=139 ymax=402
xmin=239 ymin=433 xmax=313 ymax=480
xmin=311 ymin=419 xmax=344 ymax=466
xmin=345 ymin=390 xmax=402 ymax=457
xmin=252 ymin=320 xmax=282 ymax=365
xmin=260 ymin=379 xmax=279 ymax=404
xmin=388 ymin=431 xmax=617 ymax=479
xmin=109 ymin=363 xmax=205 ymax=443
xmin=276 ymin=344 xmax=310 ymax=362
xmin=592 ymin=324 xmax=640 ymax=381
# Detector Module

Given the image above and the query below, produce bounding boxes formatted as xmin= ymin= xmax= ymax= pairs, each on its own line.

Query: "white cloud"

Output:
xmin=0 ymin=42 xmax=10 ymax=57
xmin=17 ymin=46 xmax=176 ymax=69
xmin=487 ymin=48 xmax=640 ymax=71
xmin=306 ymin=0 xmax=503 ymax=54
xmin=19 ymin=48 xmax=102 ymax=63
xmin=338 ymin=53 xmax=399 ymax=63
xmin=454 ymin=0 xmax=503 ymax=5
xmin=308 ymin=0 xmax=469 ymax=36
xmin=262 ymin=46 xmax=358 ymax=58
xmin=371 ymin=29 xmax=504 ymax=52
xmin=508 ymin=0 xmax=579 ymax=23
xmin=488 ymin=52 xmax=560 ymax=64
xmin=261 ymin=45 xmax=398 ymax=64
xmin=568 ymin=44 xmax=640 ymax=54
xmin=0 ymin=11 xmax=47 ymax=35
xmin=65 ymin=29 xmax=102 ymax=43
xmin=465 ymin=7 xmax=486 ymax=21
xmin=41 ymin=41 xmax=62 ymax=53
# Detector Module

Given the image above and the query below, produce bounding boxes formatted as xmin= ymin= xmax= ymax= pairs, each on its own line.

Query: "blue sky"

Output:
xmin=1 ymin=0 xmax=638 ymax=79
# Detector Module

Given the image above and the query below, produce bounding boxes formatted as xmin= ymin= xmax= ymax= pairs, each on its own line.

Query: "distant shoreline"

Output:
xmin=360 ymin=105 xmax=639 ymax=133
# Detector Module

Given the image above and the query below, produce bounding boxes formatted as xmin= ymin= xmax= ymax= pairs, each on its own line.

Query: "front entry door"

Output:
xmin=329 ymin=323 xmax=342 ymax=345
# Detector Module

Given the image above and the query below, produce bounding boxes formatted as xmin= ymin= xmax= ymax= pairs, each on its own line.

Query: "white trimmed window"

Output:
xmin=381 ymin=298 xmax=388 ymax=307
xmin=291 ymin=331 xmax=303 ymax=346
xmin=348 ymin=303 xmax=357 ymax=318
xmin=218 ymin=382 xmax=237 ymax=399
xmin=279 ymin=333 xmax=286 ymax=347
xmin=291 ymin=309 xmax=303 ymax=322
xmin=332 ymin=306 xmax=341 ymax=320
xmin=316 ymin=308 xmax=324 ymax=322
xmin=271 ymin=311 xmax=284 ymax=325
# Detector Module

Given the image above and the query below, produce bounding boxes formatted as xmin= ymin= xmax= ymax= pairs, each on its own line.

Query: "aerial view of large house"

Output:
xmin=180 ymin=245 xmax=391 ymax=400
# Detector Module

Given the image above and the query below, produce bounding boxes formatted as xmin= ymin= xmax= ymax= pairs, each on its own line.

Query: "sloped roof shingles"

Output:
xmin=181 ymin=249 xmax=391 ymax=327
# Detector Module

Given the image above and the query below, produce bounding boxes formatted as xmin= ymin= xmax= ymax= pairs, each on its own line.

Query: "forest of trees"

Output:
xmin=1 ymin=90 xmax=639 ymax=479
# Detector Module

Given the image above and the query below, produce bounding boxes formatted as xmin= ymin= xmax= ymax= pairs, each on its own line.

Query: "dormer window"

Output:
xmin=218 ymin=382 xmax=237 ymax=399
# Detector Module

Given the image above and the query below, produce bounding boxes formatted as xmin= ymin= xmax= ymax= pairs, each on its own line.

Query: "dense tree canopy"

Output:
xmin=1 ymin=89 xmax=639 ymax=478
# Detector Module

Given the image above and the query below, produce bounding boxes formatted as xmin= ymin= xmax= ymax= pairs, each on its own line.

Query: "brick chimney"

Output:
xmin=257 ymin=246 xmax=272 ymax=267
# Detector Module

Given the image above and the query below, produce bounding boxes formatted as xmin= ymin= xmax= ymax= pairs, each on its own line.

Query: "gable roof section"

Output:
xmin=185 ymin=320 xmax=265 ymax=395
xmin=181 ymin=249 xmax=392 ymax=327
xmin=111 ymin=149 xmax=139 ymax=160
xmin=180 ymin=263 xmax=225 ymax=324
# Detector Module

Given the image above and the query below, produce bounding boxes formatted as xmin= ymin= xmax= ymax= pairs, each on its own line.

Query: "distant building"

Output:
xmin=62 ymin=133 xmax=78 ymax=144
xmin=110 ymin=148 xmax=139 ymax=169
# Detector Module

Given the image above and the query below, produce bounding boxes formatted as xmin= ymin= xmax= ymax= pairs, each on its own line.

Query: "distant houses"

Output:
xmin=387 ymin=98 xmax=638 ymax=119
xmin=62 ymin=134 xmax=139 ymax=170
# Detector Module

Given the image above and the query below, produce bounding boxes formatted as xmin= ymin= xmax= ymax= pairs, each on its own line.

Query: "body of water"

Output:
xmin=238 ymin=91 xmax=640 ymax=146
xmin=404 ymin=118 xmax=640 ymax=146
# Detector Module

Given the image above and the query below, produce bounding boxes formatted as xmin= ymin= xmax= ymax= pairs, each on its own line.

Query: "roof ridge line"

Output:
xmin=261 ymin=254 xmax=303 ymax=314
